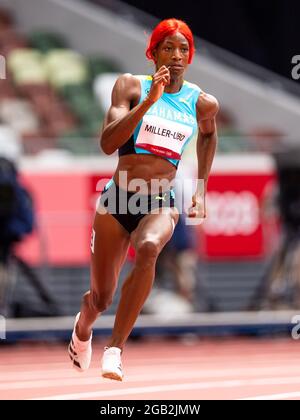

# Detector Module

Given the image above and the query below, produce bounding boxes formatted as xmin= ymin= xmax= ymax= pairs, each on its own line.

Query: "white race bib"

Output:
xmin=135 ymin=115 xmax=193 ymax=160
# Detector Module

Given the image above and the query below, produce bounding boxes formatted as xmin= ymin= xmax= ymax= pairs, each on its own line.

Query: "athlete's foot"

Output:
xmin=68 ymin=312 xmax=92 ymax=372
xmin=101 ymin=346 xmax=123 ymax=381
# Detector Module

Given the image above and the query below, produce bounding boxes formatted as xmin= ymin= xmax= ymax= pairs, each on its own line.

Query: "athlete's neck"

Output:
xmin=164 ymin=76 xmax=183 ymax=94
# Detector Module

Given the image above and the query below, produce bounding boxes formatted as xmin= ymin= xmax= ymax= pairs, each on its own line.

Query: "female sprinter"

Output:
xmin=68 ymin=18 xmax=219 ymax=381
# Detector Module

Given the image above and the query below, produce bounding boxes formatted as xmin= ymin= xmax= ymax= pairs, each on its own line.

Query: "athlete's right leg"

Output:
xmin=75 ymin=210 xmax=130 ymax=342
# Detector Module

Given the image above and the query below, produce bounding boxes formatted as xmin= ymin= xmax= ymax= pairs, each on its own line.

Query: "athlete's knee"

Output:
xmin=89 ymin=289 xmax=113 ymax=313
xmin=136 ymin=238 xmax=160 ymax=262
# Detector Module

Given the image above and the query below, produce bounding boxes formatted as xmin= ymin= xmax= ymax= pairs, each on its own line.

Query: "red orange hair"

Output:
xmin=145 ymin=18 xmax=195 ymax=64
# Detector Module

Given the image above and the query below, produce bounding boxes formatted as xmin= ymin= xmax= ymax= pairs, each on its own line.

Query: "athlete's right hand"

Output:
xmin=146 ymin=66 xmax=170 ymax=103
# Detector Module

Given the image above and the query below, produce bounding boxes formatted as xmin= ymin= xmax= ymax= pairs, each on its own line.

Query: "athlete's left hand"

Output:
xmin=187 ymin=194 xmax=206 ymax=220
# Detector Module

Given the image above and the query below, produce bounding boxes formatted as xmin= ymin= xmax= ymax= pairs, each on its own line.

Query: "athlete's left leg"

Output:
xmin=106 ymin=207 xmax=179 ymax=349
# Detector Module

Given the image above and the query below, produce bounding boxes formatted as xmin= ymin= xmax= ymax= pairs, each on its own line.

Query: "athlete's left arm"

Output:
xmin=188 ymin=92 xmax=219 ymax=219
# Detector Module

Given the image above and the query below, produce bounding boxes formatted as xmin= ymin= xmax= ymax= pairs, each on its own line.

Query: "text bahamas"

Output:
xmin=148 ymin=106 xmax=195 ymax=125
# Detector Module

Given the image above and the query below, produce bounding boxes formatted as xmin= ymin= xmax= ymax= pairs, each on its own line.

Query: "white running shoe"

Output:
xmin=101 ymin=346 xmax=123 ymax=381
xmin=68 ymin=312 xmax=92 ymax=372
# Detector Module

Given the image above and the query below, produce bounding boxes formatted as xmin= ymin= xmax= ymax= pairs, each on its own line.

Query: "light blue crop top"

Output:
xmin=118 ymin=75 xmax=201 ymax=167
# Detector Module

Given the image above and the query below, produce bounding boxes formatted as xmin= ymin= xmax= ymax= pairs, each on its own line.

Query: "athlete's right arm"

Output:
xmin=100 ymin=68 xmax=170 ymax=155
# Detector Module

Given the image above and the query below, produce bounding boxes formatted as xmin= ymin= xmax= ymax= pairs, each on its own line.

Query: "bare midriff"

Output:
xmin=113 ymin=154 xmax=177 ymax=194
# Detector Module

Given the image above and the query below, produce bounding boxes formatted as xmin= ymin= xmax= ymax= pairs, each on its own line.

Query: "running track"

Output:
xmin=0 ymin=337 xmax=300 ymax=400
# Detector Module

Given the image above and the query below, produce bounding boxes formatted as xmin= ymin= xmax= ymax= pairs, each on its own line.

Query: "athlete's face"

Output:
xmin=153 ymin=32 xmax=190 ymax=77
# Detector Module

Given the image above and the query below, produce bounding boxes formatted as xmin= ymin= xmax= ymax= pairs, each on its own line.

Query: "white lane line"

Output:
xmin=2 ymin=354 xmax=300 ymax=377
xmin=2 ymin=365 xmax=300 ymax=389
xmin=238 ymin=391 xmax=300 ymax=400
xmin=29 ymin=376 xmax=300 ymax=400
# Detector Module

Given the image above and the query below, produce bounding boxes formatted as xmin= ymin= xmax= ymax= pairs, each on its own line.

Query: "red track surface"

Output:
xmin=0 ymin=337 xmax=300 ymax=400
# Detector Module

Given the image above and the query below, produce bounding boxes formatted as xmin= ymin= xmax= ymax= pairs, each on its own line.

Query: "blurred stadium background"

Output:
xmin=0 ymin=0 xmax=300 ymax=400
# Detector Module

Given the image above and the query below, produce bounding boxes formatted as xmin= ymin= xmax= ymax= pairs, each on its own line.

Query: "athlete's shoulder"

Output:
xmin=117 ymin=74 xmax=153 ymax=87
xmin=112 ymin=73 xmax=140 ymax=100
xmin=197 ymin=91 xmax=219 ymax=117
xmin=115 ymin=72 xmax=140 ymax=87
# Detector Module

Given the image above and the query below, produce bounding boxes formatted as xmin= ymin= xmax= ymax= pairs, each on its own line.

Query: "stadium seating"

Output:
xmin=0 ymin=6 xmax=122 ymax=155
xmin=0 ymin=5 xmax=278 ymax=156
